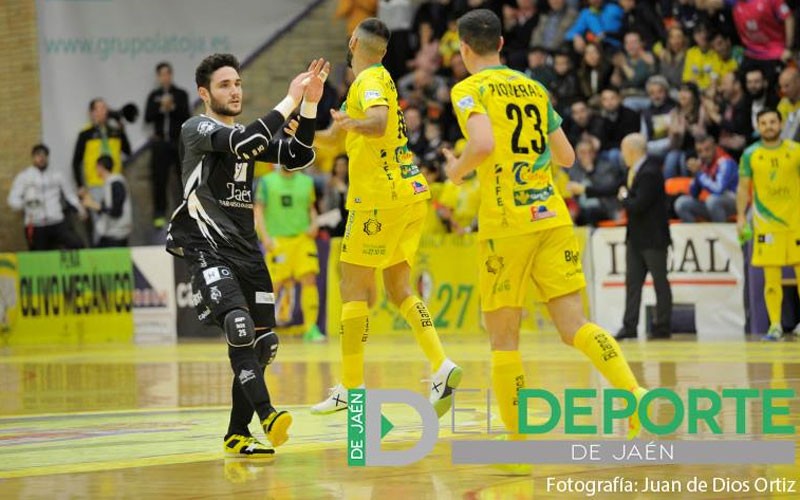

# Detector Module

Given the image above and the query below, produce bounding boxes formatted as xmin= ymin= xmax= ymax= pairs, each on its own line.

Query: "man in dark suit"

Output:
xmin=616 ymin=133 xmax=673 ymax=340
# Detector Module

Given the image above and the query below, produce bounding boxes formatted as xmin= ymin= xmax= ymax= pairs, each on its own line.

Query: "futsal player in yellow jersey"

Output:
xmin=443 ymin=9 xmax=647 ymax=440
xmin=736 ymin=108 xmax=800 ymax=341
xmin=311 ymin=18 xmax=461 ymax=416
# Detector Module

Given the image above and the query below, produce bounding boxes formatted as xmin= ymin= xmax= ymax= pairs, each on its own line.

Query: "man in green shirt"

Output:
xmin=255 ymin=168 xmax=324 ymax=342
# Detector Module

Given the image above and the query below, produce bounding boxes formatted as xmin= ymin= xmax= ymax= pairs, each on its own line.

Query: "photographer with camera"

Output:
xmin=7 ymin=144 xmax=85 ymax=250
xmin=71 ymin=98 xmax=132 ymax=244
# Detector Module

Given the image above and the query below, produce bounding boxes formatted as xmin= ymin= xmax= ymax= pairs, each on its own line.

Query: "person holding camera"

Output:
xmin=7 ymin=144 xmax=85 ymax=250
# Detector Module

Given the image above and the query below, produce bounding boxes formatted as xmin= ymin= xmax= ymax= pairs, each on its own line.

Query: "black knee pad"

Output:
xmin=224 ymin=309 xmax=255 ymax=347
xmin=254 ymin=331 xmax=279 ymax=366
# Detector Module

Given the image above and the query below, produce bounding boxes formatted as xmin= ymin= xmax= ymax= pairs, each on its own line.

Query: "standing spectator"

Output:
xmin=697 ymin=0 xmax=795 ymax=87
xmin=397 ymin=68 xmax=449 ymax=114
xmin=144 ymin=62 xmax=190 ymax=229
xmin=551 ymin=50 xmax=581 ymax=114
xmin=530 ymin=0 xmax=578 ymax=51
xmin=525 ymin=46 xmax=556 ymax=88
xmin=576 ymin=42 xmax=612 ymax=105
xmin=565 ymin=0 xmax=624 ymax=53
xmin=610 ymin=31 xmax=657 ymax=108
xmin=502 ymin=0 xmax=540 ymax=70
xmin=336 ymin=0 xmax=378 ymax=35
xmin=619 ymin=0 xmax=668 ymax=50
xmin=674 ymin=134 xmax=738 ymax=222
xmin=438 ymin=15 xmax=461 ymax=69
xmin=321 ymin=155 xmax=349 ymax=238
xmin=616 ymin=133 xmax=672 ymax=340
xmin=80 ymin=155 xmax=132 ymax=248
xmin=642 ymin=76 xmax=677 ymax=160
xmin=379 ymin=0 xmax=415 ymax=79
xmin=72 ymin=98 xmax=131 ymax=204
xmin=404 ymin=106 xmax=428 ymax=158
xmin=565 ymin=139 xmax=625 ymax=226
xmin=736 ymin=108 xmax=800 ymax=340
xmin=565 ymin=100 xmax=604 ymax=150
xmin=598 ymin=87 xmax=641 ymax=167
xmin=778 ymin=66 xmax=800 ymax=139
xmin=682 ymin=23 xmax=717 ymax=91
xmin=7 ymin=144 xmax=85 ymax=251
xmin=659 ymin=26 xmax=688 ymax=90
xmin=413 ymin=0 xmax=451 ymax=39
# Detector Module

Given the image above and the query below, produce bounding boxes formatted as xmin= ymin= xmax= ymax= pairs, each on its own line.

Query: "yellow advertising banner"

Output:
xmin=0 ymin=249 xmax=134 ymax=346
xmin=326 ymin=227 xmax=590 ymax=336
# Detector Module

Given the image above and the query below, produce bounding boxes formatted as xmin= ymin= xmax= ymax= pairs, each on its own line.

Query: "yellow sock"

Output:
xmin=301 ymin=283 xmax=320 ymax=332
xmin=341 ymin=301 xmax=368 ymax=388
xmin=573 ymin=323 xmax=639 ymax=391
xmin=491 ymin=350 xmax=525 ymax=436
xmin=764 ymin=267 xmax=783 ymax=327
xmin=400 ymin=295 xmax=446 ymax=371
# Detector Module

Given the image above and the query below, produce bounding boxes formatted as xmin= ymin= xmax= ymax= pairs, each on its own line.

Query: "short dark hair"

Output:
xmin=31 ymin=144 xmax=49 ymax=156
xmin=156 ymin=61 xmax=172 ymax=73
xmin=96 ymin=155 xmax=114 ymax=172
xmin=695 ymin=132 xmax=715 ymax=144
xmin=89 ymin=98 xmax=104 ymax=111
xmin=195 ymin=53 xmax=240 ymax=90
xmin=757 ymin=107 xmax=782 ymax=123
xmin=357 ymin=18 xmax=391 ymax=42
xmin=457 ymin=9 xmax=501 ymax=56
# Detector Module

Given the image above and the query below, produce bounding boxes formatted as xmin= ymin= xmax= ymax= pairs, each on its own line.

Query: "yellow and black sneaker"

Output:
xmin=224 ymin=434 xmax=275 ymax=459
xmin=262 ymin=410 xmax=292 ymax=447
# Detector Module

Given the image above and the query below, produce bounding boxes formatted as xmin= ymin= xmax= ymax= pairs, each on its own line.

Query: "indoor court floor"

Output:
xmin=1 ymin=334 xmax=799 ymax=499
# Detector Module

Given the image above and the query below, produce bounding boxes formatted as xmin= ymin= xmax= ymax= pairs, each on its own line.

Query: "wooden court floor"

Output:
xmin=1 ymin=334 xmax=799 ymax=499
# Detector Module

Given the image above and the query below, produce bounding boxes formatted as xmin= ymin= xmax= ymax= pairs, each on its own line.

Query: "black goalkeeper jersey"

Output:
xmin=167 ymin=111 xmax=316 ymax=261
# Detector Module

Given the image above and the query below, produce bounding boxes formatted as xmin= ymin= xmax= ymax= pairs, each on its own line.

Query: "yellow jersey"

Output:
xmin=682 ymin=47 xmax=717 ymax=90
xmin=342 ymin=63 xmax=430 ymax=210
xmin=778 ymin=97 xmax=800 ymax=124
xmin=740 ymin=140 xmax=800 ymax=233
xmin=451 ymin=65 xmax=571 ymax=240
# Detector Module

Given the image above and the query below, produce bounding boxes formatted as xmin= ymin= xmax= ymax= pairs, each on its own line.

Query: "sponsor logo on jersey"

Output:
xmin=197 ymin=121 xmax=216 ymax=136
xmin=485 ymin=255 xmax=504 ymax=274
xmin=255 ymin=291 xmax=275 ymax=304
xmin=210 ymin=286 xmax=222 ymax=303
xmin=234 ymin=162 xmax=248 ymax=183
xmin=364 ymin=90 xmax=382 ymax=101
xmin=456 ymin=95 xmax=475 ymax=111
xmin=412 ymin=181 xmax=428 ymax=194
xmin=363 ymin=218 xmax=382 ymax=236
xmin=532 ymin=205 xmax=557 ymax=221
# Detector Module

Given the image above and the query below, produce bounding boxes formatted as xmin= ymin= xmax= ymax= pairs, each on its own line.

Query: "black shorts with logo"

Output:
xmin=186 ymin=249 xmax=276 ymax=330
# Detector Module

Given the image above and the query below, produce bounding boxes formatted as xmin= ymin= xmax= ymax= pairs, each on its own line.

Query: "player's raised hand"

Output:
xmin=303 ymin=59 xmax=331 ymax=104
xmin=288 ymin=64 xmax=317 ymax=104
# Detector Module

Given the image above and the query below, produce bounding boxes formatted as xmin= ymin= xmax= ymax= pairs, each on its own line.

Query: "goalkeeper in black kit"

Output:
xmin=167 ymin=53 xmax=329 ymax=458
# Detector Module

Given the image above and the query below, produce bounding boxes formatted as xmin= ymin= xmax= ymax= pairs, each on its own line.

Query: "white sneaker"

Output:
xmin=428 ymin=359 xmax=462 ymax=418
xmin=310 ymin=383 xmax=363 ymax=414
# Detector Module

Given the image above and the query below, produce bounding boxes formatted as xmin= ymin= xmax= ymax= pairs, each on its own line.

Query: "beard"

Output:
xmin=761 ymin=129 xmax=780 ymax=142
xmin=209 ymin=95 xmax=240 ymax=117
xmin=346 ymin=48 xmax=353 ymax=68
xmin=749 ymin=88 xmax=766 ymax=100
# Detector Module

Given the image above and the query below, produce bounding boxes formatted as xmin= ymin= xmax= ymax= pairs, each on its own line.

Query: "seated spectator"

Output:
xmin=665 ymin=82 xmax=710 ymax=177
xmin=674 ymin=134 xmax=738 ymax=222
xmin=641 ymin=76 xmax=677 ymax=159
xmin=610 ymin=31 xmax=657 ymax=108
xmin=409 ymin=21 xmax=441 ymax=73
xmin=7 ymin=144 xmax=85 ymax=251
xmin=551 ymin=50 xmax=581 ymax=115
xmin=598 ymin=87 xmax=641 ymax=167
xmin=404 ymin=106 xmax=428 ymax=158
xmin=413 ymin=0 xmax=450 ymax=40
xmin=438 ymin=14 xmax=461 ymax=69
xmin=80 ymin=155 xmax=132 ymax=247
xmin=710 ymin=31 xmax=738 ymax=86
xmin=502 ymin=0 xmax=540 ymax=70
xmin=711 ymin=71 xmax=750 ymax=155
xmin=565 ymin=139 xmax=625 ymax=226
xmin=564 ymin=100 xmax=604 ymax=151
xmin=660 ymin=26 xmax=688 ymax=91
xmin=530 ymin=0 xmax=578 ymax=51
xmin=665 ymin=0 xmax=702 ymax=34
xmin=420 ymin=162 xmax=448 ymax=234
xmin=397 ymin=67 xmax=449 ymax=115
xmin=619 ymin=0 xmax=668 ymax=51
xmin=565 ymin=0 xmax=624 ymax=54
xmin=744 ymin=67 xmax=780 ymax=139
xmin=320 ymin=155 xmax=349 ymax=238
xmin=577 ymin=42 xmax=612 ymax=105
xmin=439 ymin=170 xmax=480 ymax=234
xmin=779 ymin=66 xmax=800 ymax=140
xmin=525 ymin=46 xmax=556 ymax=89
xmin=421 ymin=120 xmax=445 ymax=165
xmin=682 ymin=23 xmax=717 ymax=92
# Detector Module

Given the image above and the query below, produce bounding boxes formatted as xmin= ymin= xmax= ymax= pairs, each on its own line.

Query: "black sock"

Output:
xmin=226 ymin=375 xmax=255 ymax=438
xmin=228 ymin=345 xmax=273 ymax=423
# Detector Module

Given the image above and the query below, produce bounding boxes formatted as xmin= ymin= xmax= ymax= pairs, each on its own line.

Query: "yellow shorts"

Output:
xmin=479 ymin=225 xmax=586 ymax=312
xmin=340 ymin=200 xmax=427 ymax=268
xmin=752 ymin=230 xmax=800 ymax=267
xmin=266 ymin=234 xmax=319 ymax=284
